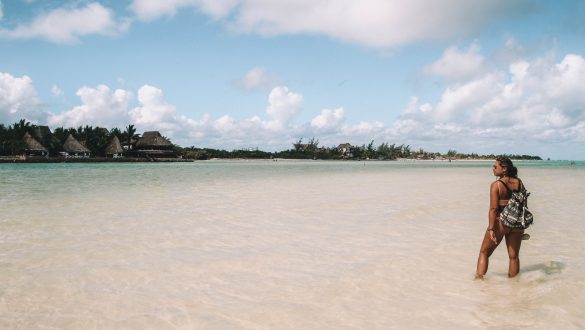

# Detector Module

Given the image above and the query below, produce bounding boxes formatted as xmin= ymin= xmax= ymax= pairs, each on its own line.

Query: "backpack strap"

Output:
xmin=497 ymin=179 xmax=512 ymax=194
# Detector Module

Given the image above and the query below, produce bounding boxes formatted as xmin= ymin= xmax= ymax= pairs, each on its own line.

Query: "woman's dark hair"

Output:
xmin=496 ymin=156 xmax=518 ymax=178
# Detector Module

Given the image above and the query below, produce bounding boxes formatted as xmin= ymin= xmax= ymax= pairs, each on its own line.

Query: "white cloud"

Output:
xmin=171 ymin=86 xmax=306 ymax=147
xmin=401 ymin=97 xmax=433 ymax=123
xmin=434 ymin=73 xmax=504 ymax=123
xmin=545 ymin=54 xmax=585 ymax=107
xmin=232 ymin=0 xmax=530 ymax=48
xmin=341 ymin=121 xmax=386 ymax=137
xmin=129 ymin=85 xmax=180 ymax=133
xmin=29 ymin=82 xmax=307 ymax=149
xmin=129 ymin=0 xmax=529 ymax=48
xmin=423 ymin=43 xmax=485 ymax=82
xmin=393 ymin=48 xmax=585 ymax=156
xmin=235 ymin=67 xmax=277 ymax=91
xmin=48 ymin=85 xmax=132 ymax=128
xmin=0 ymin=1 xmax=4 ymax=21
xmin=492 ymin=37 xmax=526 ymax=65
xmin=0 ymin=3 xmax=122 ymax=43
xmin=213 ymin=115 xmax=237 ymax=133
xmin=0 ymin=72 xmax=45 ymax=124
xmin=265 ymin=86 xmax=303 ymax=129
xmin=310 ymin=107 xmax=345 ymax=133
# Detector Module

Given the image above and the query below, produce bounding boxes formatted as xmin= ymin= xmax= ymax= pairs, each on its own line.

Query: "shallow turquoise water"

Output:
xmin=1 ymin=160 xmax=584 ymax=329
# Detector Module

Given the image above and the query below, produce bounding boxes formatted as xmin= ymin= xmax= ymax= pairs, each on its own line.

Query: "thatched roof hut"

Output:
xmin=136 ymin=131 xmax=172 ymax=148
xmin=63 ymin=134 xmax=90 ymax=157
xmin=22 ymin=132 xmax=48 ymax=152
xmin=105 ymin=136 xmax=124 ymax=157
xmin=132 ymin=131 xmax=176 ymax=158
xmin=21 ymin=132 xmax=48 ymax=158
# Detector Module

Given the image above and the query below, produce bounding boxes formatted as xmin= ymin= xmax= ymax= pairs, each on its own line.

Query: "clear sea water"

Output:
xmin=1 ymin=160 xmax=584 ymax=329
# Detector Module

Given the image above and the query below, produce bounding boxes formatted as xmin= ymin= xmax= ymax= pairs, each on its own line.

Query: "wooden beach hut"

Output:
xmin=132 ymin=131 xmax=176 ymax=158
xmin=337 ymin=143 xmax=353 ymax=158
xmin=105 ymin=136 xmax=124 ymax=158
xmin=62 ymin=134 xmax=91 ymax=158
xmin=21 ymin=132 xmax=48 ymax=158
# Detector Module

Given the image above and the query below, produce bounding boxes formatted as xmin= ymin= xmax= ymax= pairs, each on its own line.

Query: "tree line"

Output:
xmin=1 ymin=119 xmax=542 ymax=160
xmin=178 ymin=137 xmax=542 ymax=161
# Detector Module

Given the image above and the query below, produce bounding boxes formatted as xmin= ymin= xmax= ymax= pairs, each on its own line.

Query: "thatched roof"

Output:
xmin=22 ymin=132 xmax=47 ymax=151
xmin=105 ymin=136 xmax=124 ymax=154
xmin=63 ymin=134 xmax=90 ymax=153
xmin=136 ymin=131 xmax=172 ymax=147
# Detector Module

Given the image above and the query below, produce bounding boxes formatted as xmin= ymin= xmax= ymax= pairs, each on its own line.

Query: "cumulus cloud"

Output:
xmin=0 ymin=3 xmax=122 ymax=43
xmin=48 ymin=85 xmax=132 ymax=128
xmin=341 ymin=121 xmax=386 ymax=138
xmin=234 ymin=67 xmax=277 ymax=91
xmin=129 ymin=85 xmax=181 ymax=133
xmin=434 ymin=73 xmax=504 ymax=123
xmin=129 ymin=0 xmax=529 ymax=48
xmin=423 ymin=43 xmax=485 ymax=82
xmin=265 ymin=86 xmax=303 ymax=129
xmin=310 ymin=107 xmax=345 ymax=133
xmin=392 ymin=47 xmax=585 ymax=154
xmin=0 ymin=72 xmax=45 ymax=123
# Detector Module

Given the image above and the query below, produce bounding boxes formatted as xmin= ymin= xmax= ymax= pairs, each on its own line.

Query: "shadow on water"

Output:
xmin=489 ymin=261 xmax=565 ymax=279
xmin=522 ymin=261 xmax=565 ymax=275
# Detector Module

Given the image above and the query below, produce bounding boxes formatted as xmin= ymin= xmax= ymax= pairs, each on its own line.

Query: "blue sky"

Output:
xmin=1 ymin=0 xmax=584 ymax=159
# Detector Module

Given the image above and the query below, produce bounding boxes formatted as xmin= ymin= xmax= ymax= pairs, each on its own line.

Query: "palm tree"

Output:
xmin=11 ymin=119 xmax=31 ymax=138
xmin=109 ymin=127 xmax=122 ymax=138
xmin=124 ymin=124 xmax=139 ymax=150
xmin=2 ymin=119 xmax=32 ymax=155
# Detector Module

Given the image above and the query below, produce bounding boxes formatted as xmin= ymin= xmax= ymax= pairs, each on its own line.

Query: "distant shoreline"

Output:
xmin=0 ymin=156 xmax=545 ymax=164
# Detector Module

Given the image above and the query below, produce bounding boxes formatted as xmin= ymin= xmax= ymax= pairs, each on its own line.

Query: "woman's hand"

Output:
xmin=489 ymin=229 xmax=497 ymax=244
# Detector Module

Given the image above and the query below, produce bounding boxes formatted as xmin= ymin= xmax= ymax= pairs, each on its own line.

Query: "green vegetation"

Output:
xmin=181 ymin=138 xmax=542 ymax=161
xmin=0 ymin=119 xmax=542 ymax=161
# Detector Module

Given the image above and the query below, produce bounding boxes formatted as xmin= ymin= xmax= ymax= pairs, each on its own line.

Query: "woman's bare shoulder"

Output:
xmin=490 ymin=180 xmax=502 ymax=191
xmin=491 ymin=179 xmax=503 ymax=186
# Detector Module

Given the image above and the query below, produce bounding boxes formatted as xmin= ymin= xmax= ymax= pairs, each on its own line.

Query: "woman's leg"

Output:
xmin=505 ymin=230 xmax=523 ymax=277
xmin=476 ymin=229 xmax=503 ymax=278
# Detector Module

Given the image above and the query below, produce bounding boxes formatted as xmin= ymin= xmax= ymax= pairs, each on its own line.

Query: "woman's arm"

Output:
xmin=488 ymin=181 xmax=500 ymax=243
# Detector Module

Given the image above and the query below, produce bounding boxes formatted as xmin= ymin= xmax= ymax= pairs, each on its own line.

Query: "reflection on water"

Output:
xmin=0 ymin=161 xmax=584 ymax=329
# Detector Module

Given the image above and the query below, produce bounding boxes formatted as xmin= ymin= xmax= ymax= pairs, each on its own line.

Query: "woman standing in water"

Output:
xmin=476 ymin=157 xmax=526 ymax=279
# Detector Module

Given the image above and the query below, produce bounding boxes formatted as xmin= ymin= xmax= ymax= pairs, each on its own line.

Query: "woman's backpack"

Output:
xmin=498 ymin=180 xmax=534 ymax=229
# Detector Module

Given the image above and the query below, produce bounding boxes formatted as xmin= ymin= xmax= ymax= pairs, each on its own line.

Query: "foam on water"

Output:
xmin=1 ymin=161 xmax=584 ymax=329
